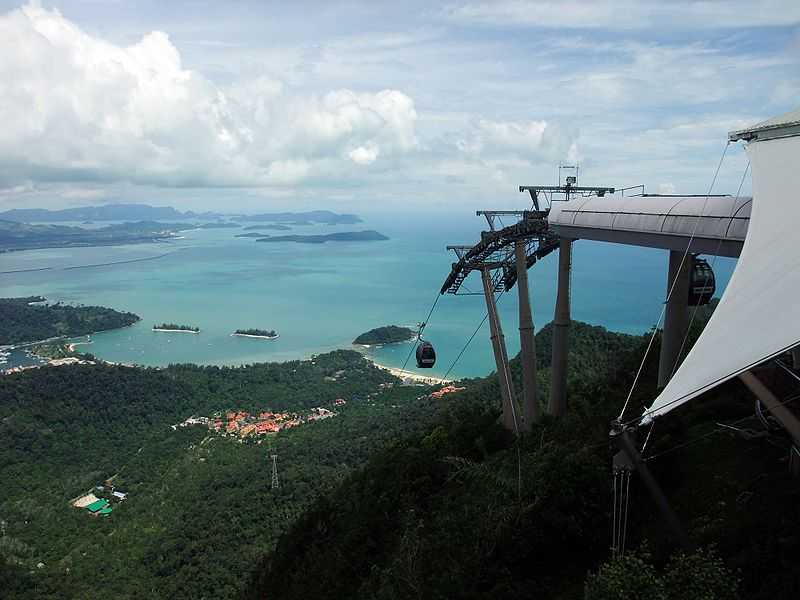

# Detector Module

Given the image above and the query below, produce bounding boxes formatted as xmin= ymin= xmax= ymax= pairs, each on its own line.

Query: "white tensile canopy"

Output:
xmin=643 ymin=108 xmax=800 ymax=422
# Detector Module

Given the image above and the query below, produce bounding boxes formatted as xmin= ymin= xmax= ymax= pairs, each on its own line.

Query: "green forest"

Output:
xmin=247 ymin=314 xmax=800 ymax=599
xmin=353 ymin=325 xmax=417 ymax=345
xmin=0 ymin=350 xmax=446 ymax=598
xmin=3 ymin=313 xmax=799 ymax=599
xmin=0 ymin=297 xmax=140 ymax=345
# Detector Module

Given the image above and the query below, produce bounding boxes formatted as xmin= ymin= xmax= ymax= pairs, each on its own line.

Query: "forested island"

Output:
xmin=194 ymin=222 xmax=241 ymax=229
xmin=0 ymin=219 xmax=191 ymax=252
xmin=234 ymin=232 xmax=269 ymax=238
xmin=243 ymin=224 xmax=291 ymax=231
xmin=0 ymin=296 xmax=139 ymax=345
xmin=233 ymin=328 xmax=278 ymax=339
xmin=353 ymin=325 xmax=416 ymax=345
xmin=256 ymin=230 xmax=388 ymax=244
xmin=242 ymin=210 xmax=361 ymax=225
xmin=152 ymin=323 xmax=200 ymax=333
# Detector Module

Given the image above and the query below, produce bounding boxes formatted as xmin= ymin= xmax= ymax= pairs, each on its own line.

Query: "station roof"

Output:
xmin=729 ymin=108 xmax=800 ymax=142
xmin=547 ymin=194 xmax=750 ymax=257
xmin=86 ymin=499 xmax=109 ymax=512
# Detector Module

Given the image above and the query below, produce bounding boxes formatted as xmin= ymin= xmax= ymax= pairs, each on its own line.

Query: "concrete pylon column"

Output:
xmin=549 ymin=238 xmax=572 ymax=417
xmin=515 ymin=240 xmax=539 ymax=429
xmin=658 ymin=251 xmax=691 ymax=388
xmin=481 ymin=267 xmax=518 ymax=432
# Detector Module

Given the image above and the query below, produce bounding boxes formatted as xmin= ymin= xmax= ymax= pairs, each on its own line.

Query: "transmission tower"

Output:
xmin=270 ymin=454 xmax=280 ymax=490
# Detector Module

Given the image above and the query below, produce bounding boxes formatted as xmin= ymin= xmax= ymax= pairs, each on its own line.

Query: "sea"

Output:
xmin=0 ymin=214 xmax=736 ymax=379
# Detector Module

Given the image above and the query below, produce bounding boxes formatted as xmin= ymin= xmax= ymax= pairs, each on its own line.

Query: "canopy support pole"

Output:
xmin=516 ymin=240 xmax=539 ymax=429
xmin=658 ymin=251 xmax=691 ymax=387
xmin=482 ymin=267 xmax=517 ymax=432
xmin=549 ymin=238 xmax=572 ymax=417
xmin=739 ymin=371 xmax=800 ymax=450
xmin=611 ymin=422 xmax=694 ymax=552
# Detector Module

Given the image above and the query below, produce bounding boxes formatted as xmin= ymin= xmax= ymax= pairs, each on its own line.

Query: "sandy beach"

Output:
xmin=365 ymin=356 xmax=452 ymax=385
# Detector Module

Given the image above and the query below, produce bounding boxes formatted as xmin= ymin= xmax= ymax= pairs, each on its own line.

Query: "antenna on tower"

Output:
xmin=271 ymin=454 xmax=280 ymax=490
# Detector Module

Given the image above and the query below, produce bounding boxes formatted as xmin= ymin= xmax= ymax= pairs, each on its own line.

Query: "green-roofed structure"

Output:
xmin=99 ymin=507 xmax=113 ymax=516
xmin=86 ymin=499 xmax=109 ymax=513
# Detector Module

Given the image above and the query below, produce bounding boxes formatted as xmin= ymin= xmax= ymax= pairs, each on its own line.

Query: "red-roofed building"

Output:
xmin=256 ymin=422 xmax=279 ymax=434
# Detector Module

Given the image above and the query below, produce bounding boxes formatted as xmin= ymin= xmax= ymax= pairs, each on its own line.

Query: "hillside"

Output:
xmin=0 ymin=296 xmax=140 ymax=345
xmin=248 ymin=317 xmax=800 ymax=599
xmin=0 ymin=351 xmax=449 ymax=599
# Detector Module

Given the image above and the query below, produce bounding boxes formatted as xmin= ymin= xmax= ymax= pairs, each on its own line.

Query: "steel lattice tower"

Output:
xmin=271 ymin=454 xmax=279 ymax=489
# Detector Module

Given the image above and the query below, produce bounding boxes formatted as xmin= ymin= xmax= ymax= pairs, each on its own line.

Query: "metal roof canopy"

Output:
xmin=547 ymin=194 xmax=751 ymax=258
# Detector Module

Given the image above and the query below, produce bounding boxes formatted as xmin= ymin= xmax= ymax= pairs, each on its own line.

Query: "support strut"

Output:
xmin=515 ymin=240 xmax=540 ymax=429
xmin=482 ymin=267 xmax=518 ymax=431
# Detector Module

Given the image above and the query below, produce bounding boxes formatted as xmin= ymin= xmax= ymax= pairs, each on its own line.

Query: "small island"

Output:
xmin=152 ymin=323 xmax=200 ymax=333
xmin=232 ymin=328 xmax=279 ymax=340
xmin=243 ymin=224 xmax=291 ymax=231
xmin=353 ymin=325 xmax=417 ymax=346
xmin=256 ymin=230 xmax=389 ymax=244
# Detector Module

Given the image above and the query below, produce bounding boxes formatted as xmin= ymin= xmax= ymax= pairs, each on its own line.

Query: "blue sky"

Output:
xmin=0 ymin=1 xmax=797 ymax=214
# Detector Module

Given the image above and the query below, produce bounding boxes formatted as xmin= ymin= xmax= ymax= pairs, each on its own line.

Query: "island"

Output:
xmin=152 ymin=323 xmax=200 ymax=333
xmin=194 ymin=221 xmax=241 ymax=229
xmin=232 ymin=328 xmax=279 ymax=340
xmin=256 ymin=230 xmax=389 ymax=244
xmin=0 ymin=296 xmax=140 ymax=345
xmin=242 ymin=210 xmax=361 ymax=225
xmin=353 ymin=325 xmax=417 ymax=346
xmin=235 ymin=233 xmax=270 ymax=238
xmin=0 ymin=219 xmax=193 ymax=253
xmin=243 ymin=224 xmax=291 ymax=231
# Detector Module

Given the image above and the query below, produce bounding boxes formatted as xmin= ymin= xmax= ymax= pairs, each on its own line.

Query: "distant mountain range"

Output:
xmin=0 ymin=204 xmax=362 ymax=225
xmin=0 ymin=203 xmax=221 ymax=223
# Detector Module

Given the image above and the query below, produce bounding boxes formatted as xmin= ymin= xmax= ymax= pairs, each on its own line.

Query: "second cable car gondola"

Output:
xmin=688 ymin=256 xmax=716 ymax=306
xmin=416 ymin=340 xmax=436 ymax=368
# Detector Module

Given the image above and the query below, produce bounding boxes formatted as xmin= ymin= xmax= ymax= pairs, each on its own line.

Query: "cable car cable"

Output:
xmin=668 ymin=159 xmax=750 ymax=380
xmin=617 ymin=141 xmax=731 ymax=422
xmin=400 ymin=291 xmax=443 ymax=372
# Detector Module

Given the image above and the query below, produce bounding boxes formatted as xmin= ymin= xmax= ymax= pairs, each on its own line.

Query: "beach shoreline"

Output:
xmin=152 ymin=328 xmax=200 ymax=334
xmin=364 ymin=355 xmax=451 ymax=385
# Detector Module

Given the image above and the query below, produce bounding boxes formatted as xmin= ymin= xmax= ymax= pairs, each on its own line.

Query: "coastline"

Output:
xmin=364 ymin=355 xmax=451 ymax=385
xmin=152 ymin=328 xmax=200 ymax=334
xmin=231 ymin=333 xmax=280 ymax=340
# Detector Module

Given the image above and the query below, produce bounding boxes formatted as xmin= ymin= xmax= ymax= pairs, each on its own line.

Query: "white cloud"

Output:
xmin=349 ymin=143 xmax=380 ymax=165
xmin=445 ymin=1 xmax=800 ymax=29
xmin=0 ymin=3 xmax=419 ymax=189
xmin=455 ymin=118 xmax=577 ymax=162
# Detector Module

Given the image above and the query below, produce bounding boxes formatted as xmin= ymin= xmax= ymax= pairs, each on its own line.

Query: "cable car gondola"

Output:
xmin=688 ymin=256 xmax=716 ymax=306
xmin=416 ymin=340 xmax=436 ymax=369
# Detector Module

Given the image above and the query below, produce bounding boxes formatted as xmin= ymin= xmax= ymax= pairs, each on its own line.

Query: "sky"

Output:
xmin=0 ymin=0 xmax=798 ymax=215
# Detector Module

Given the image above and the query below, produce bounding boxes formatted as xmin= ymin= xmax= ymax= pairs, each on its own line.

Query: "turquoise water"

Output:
xmin=0 ymin=214 xmax=736 ymax=379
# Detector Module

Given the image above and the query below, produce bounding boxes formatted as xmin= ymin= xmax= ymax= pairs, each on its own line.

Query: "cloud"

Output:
xmin=0 ymin=3 xmax=418 ymax=189
xmin=445 ymin=1 xmax=800 ymax=29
